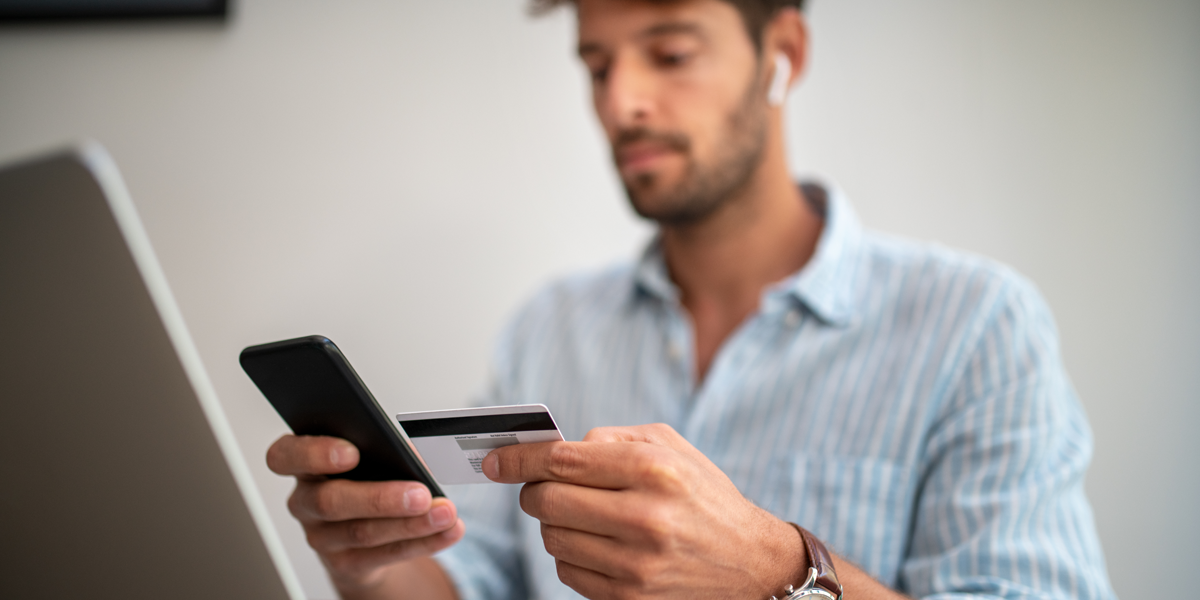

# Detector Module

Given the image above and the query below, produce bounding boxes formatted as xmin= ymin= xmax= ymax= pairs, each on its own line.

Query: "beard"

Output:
xmin=614 ymin=74 xmax=769 ymax=227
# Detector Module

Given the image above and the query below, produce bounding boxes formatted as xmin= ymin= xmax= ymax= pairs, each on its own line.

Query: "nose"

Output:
xmin=596 ymin=54 xmax=657 ymax=133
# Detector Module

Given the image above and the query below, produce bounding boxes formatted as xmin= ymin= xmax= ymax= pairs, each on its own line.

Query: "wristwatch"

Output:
xmin=769 ymin=523 xmax=843 ymax=600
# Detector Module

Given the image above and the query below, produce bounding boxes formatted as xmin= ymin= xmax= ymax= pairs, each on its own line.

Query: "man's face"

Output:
xmin=577 ymin=0 xmax=769 ymax=225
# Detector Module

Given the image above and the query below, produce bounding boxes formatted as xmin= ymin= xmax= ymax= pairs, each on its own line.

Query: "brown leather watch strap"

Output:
xmin=789 ymin=523 xmax=843 ymax=599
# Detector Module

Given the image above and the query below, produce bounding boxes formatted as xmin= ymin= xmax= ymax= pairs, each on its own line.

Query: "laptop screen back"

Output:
xmin=0 ymin=146 xmax=302 ymax=600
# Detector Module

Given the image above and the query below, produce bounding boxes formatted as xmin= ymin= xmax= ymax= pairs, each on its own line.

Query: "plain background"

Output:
xmin=1 ymin=0 xmax=1196 ymax=598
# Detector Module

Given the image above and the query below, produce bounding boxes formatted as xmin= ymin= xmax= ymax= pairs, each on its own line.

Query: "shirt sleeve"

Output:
xmin=901 ymin=276 xmax=1116 ymax=600
xmin=432 ymin=305 xmax=536 ymax=600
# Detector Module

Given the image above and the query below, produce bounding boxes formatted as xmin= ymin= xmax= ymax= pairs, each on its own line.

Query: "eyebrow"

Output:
xmin=577 ymin=20 xmax=706 ymax=58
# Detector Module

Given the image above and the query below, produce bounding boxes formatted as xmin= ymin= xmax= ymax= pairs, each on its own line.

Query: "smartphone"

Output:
xmin=239 ymin=335 xmax=444 ymax=497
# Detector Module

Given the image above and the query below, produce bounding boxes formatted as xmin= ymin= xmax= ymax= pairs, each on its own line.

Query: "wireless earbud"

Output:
xmin=768 ymin=52 xmax=792 ymax=107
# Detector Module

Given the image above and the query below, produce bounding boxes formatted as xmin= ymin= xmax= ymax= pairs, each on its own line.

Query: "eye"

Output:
xmin=582 ymin=56 xmax=611 ymax=84
xmin=590 ymin=65 xmax=610 ymax=84
xmin=656 ymin=52 xmax=692 ymax=68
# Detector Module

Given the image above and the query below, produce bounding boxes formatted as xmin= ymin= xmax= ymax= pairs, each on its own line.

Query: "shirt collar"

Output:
xmin=631 ymin=180 xmax=863 ymax=327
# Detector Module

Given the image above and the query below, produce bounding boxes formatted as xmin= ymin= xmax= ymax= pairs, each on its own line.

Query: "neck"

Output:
xmin=658 ymin=119 xmax=822 ymax=382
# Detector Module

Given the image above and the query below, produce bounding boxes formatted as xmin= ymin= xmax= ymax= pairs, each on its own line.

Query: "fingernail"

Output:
xmin=482 ymin=453 xmax=499 ymax=480
xmin=429 ymin=505 xmax=453 ymax=528
xmin=404 ymin=487 xmax=429 ymax=512
xmin=331 ymin=443 xmax=358 ymax=469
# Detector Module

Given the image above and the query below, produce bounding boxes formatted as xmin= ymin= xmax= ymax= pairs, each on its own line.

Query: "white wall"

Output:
xmin=1 ymin=1 xmax=1195 ymax=598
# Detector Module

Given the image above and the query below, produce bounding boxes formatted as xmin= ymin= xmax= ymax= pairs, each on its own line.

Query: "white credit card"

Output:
xmin=395 ymin=404 xmax=563 ymax=485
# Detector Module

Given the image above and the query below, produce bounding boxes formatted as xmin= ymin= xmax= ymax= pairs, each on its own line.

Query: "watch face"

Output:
xmin=789 ymin=589 xmax=839 ymax=600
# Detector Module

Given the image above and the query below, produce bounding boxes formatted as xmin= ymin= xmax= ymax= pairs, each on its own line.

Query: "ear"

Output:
xmin=763 ymin=8 xmax=809 ymax=105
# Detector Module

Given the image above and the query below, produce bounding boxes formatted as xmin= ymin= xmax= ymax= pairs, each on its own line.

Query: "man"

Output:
xmin=266 ymin=1 xmax=1116 ymax=599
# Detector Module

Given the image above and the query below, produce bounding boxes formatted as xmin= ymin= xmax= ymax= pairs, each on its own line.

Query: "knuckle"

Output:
xmin=609 ymin=553 xmax=642 ymax=582
xmin=367 ymin=484 xmax=397 ymax=516
xmin=546 ymin=443 xmax=585 ymax=479
xmin=634 ymin=450 xmax=687 ymax=493
xmin=634 ymin=505 xmax=677 ymax=549
xmin=303 ymin=525 xmax=326 ymax=551
xmin=627 ymin=561 xmax=652 ymax=587
xmin=539 ymin=483 xmax=561 ymax=516
xmin=323 ymin=551 xmax=358 ymax=576
xmin=311 ymin=485 xmax=341 ymax=520
xmin=641 ymin=423 xmax=665 ymax=438
xmin=582 ymin=426 xmax=615 ymax=442
xmin=634 ymin=556 xmax=667 ymax=587
xmin=544 ymin=482 xmax=570 ymax=520
xmin=345 ymin=519 xmax=374 ymax=547
xmin=654 ymin=465 xmax=687 ymax=494
xmin=630 ymin=450 xmax=660 ymax=477
xmin=647 ymin=422 xmax=675 ymax=437
xmin=540 ymin=524 xmax=565 ymax=557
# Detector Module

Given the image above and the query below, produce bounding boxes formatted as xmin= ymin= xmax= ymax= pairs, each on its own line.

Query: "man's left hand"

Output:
xmin=482 ymin=423 xmax=808 ymax=599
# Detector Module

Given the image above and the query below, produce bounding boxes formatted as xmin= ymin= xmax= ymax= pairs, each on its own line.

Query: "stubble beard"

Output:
xmin=616 ymin=73 xmax=769 ymax=227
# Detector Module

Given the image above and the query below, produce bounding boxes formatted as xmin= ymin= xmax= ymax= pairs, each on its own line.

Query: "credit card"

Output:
xmin=395 ymin=404 xmax=563 ymax=485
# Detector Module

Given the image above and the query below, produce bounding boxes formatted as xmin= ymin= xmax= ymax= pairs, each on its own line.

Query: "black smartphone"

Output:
xmin=239 ymin=335 xmax=444 ymax=497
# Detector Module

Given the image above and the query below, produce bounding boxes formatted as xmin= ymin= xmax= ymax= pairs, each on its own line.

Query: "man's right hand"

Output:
xmin=266 ymin=434 xmax=464 ymax=598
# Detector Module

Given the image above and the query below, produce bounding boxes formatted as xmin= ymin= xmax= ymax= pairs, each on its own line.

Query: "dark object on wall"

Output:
xmin=0 ymin=0 xmax=227 ymax=22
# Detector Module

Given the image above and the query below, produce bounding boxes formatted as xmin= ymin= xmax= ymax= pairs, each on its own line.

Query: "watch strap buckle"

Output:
xmin=769 ymin=524 xmax=843 ymax=600
xmin=773 ymin=567 xmax=839 ymax=600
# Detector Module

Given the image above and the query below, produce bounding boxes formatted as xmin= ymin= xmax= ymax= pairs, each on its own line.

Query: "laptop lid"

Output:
xmin=0 ymin=143 xmax=305 ymax=599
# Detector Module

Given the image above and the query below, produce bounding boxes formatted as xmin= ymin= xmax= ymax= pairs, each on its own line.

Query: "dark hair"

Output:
xmin=529 ymin=0 xmax=806 ymax=52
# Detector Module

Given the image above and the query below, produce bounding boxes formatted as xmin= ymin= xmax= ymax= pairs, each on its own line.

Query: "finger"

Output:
xmin=484 ymin=440 xmax=686 ymax=490
xmin=584 ymin=424 xmax=720 ymax=474
xmin=520 ymin=481 xmax=659 ymax=538
xmin=323 ymin=519 xmax=466 ymax=578
xmin=290 ymin=478 xmax=436 ymax=523
xmin=267 ymin=434 xmax=359 ymax=477
xmin=554 ymin=558 xmax=620 ymax=600
xmin=541 ymin=522 xmax=646 ymax=581
xmin=306 ymin=499 xmax=459 ymax=552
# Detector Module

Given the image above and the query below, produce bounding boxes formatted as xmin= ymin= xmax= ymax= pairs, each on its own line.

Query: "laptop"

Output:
xmin=0 ymin=143 xmax=304 ymax=599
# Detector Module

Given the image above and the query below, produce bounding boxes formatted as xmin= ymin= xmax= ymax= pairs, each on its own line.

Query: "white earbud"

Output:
xmin=768 ymin=52 xmax=792 ymax=107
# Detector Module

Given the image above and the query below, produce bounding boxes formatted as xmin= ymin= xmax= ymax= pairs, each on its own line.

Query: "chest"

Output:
xmin=513 ymin=306 xmax=952 ymax=585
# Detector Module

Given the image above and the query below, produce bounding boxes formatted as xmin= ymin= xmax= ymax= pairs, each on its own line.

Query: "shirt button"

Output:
xmin=784 ymin=310 xmax=801 ymax=327
xmin=667 ymin=343 xmax=683 ymax=361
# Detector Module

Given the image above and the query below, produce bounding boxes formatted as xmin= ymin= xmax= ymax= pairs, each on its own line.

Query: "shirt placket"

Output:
xmin=678 ymin=290 xmax=808 ymax=457
xmin=659 ymin=300 xmax=696 ymax=409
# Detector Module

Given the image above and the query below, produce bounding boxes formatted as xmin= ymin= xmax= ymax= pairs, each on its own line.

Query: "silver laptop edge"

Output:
xmin=57 ymin=142 xmax=305 ymax=599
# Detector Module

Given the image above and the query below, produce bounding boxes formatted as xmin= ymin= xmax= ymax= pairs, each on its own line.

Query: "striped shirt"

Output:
xmin=435 ymin=182 xmax=1116 ymax=600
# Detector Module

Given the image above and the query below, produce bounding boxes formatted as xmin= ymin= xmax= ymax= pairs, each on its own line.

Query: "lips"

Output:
xmin=616 ymin=141 xmax=678 ymax=173
xmin=611 ymin=128 xmax=691 ymax=178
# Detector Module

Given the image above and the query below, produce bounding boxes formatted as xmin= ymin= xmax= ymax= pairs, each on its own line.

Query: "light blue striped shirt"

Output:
xmin=435 ymin=183 xmax=1115 ymax=600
